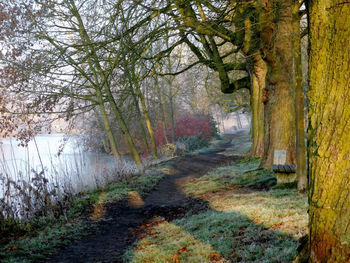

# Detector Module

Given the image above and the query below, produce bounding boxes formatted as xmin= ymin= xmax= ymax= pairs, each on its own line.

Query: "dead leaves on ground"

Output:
xmin=209 ymin=252 xmax=222 ymax=261
xmin=131 ymin=215 xmax=225 ymax=263
xmin=166 ymin=248 xmax=222 ymax=262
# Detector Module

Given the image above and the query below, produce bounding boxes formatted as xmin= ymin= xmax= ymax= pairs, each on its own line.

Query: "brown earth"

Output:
xmin=48 ymin=135 xmax=241 ymax=263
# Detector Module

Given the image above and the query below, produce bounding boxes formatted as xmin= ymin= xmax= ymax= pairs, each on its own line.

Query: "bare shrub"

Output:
xmin=0 ymin=169 xmax=72 ymax=220
xmin=0 ymin=145 xmax=140 ymax=223
xmin=158 ymin=143 xmax=176 ymax=157
xmin=110 ymin=160 xmax=139 ymax=181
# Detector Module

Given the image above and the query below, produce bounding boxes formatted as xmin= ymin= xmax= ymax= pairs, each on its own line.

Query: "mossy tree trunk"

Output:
xmin=127 ymin=67 xmax=158 ymax=159
xmin=249 ymin=53 xmax=267 ymax=158
xmin=104 ymin=87 xmax=143 ymax=168
xmin=238 ymin=10 xmax=266 ymax=158
xmin=93 ymin=108 xmax=112 ymax=155
xmin=307 ymin=0 xmax=350 ymax=261
xmin=129 ymin=85 xmax=151 ymax=155
xmin=71 ymin=0 xmax=143 ymax=168
xmin=138 ymin=90 xmax=158 ymax=159
xmin=155 ymin=78 xmax=170 ymax=144
xmin=169 ymin=84 xmax=176 ymax=143
xmin=97 ymin=103 xmax=121 ymax=162
xmin=292 ymin=0 xmax=307 ymax=192
xmin=69 ymin=3 xmax=123 ymax=163
xmin=261 ymin=0 xmax=296 ymax=168
xmin=171 ymin=0 xmax=296 ymax=166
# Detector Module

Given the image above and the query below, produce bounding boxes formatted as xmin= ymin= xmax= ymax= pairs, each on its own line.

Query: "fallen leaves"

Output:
xmin=134 ymin=218 xmax=167 ymax=239
xmin=6 ymin=243 xmax=17 ymax=252
xmin=171 ymin=252 xmax=180 ymax=262
xmin=168 ymin=246 xmax=189 ymax=262
xmin=200 ymin=194 xmax=208 ymax=199
xmin=209 ymin=252 xmax=222 ymax=261
xmin=178 ymin=246 xmax=188 ymax=253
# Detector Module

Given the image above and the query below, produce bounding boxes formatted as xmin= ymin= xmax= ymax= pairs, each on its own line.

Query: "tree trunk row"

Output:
xmin=246 ymin=0 xmax=307 ymax=192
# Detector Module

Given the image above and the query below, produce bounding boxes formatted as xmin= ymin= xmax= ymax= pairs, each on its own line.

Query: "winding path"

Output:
xmin=49 ymin=136 xmax=240 ymax=263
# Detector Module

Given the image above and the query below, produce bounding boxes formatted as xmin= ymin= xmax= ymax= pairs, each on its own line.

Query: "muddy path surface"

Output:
xmin=49 ymin=136 xmax=241 ymax=263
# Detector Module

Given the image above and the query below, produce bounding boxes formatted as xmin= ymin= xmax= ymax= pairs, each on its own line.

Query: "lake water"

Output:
xmin=0 ymin=134 xmax=130 ymax=195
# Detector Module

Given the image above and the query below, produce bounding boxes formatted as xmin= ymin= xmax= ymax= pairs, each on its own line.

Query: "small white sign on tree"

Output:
xmin=273 ymin=150 xmax=287 ymax=165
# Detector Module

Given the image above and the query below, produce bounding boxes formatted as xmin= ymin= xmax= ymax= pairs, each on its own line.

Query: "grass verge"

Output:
xmin=193 ymin=138 xmax=229 ymax=154
xmin=124 ymin=158 xmax=308 ymax=263
xmin=0 ymin=162 xmax=173 ymax=263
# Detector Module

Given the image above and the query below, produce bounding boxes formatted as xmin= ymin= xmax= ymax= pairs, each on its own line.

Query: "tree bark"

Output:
xmin=292 ymin=0 xmax=307 ymax=192
xmin=261 ymin=0 xmax=296 ymax=168
xmin=307 ymin=0 xmax=350 ymax=261
xmin=156 ymin=78 xmax=169 ymax=144
xmin=237 ymin=10 xmax=266 ymax=158
xmin=126 ymin=56 xmax=158 ymax=159
xmin=70 ymin=0 xmax=143 ymax=167
xmin=168 ymin=79 xmax=176 ymax=143
xmin=249 ymin=54 xmax=266 ymax=158
xmin=95 ymin=94 xmax=121 ymax=163
xmin=235 ymin=111 xmax=242 ymax=129
xmin=138 ymin=91 xmax=158 ymax=159
xmin=130 ymin=85 xmax=151 ymax=155
xmin=93 ymin=108 xmax=112 ymax=154
xmin=104 ymin=87 xmax=143 ymax=168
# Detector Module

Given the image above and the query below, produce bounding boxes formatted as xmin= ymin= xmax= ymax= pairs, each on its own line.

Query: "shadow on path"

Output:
xmin=49 ymin=135 xmax=297 ymax=263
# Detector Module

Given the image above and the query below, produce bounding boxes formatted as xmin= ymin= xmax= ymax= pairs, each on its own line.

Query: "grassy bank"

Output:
xmin=0 ymin=161 xmax=176 ymax=263
xmin=0 ymin=132 xmax=222 ymax=263
xmin=124 ymin=158 xmax=308 ymax=263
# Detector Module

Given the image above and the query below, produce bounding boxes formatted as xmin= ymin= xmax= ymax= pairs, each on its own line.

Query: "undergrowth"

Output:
xmin=124 ymin=158 xmax=308 ymax=263
xmin=0 ymin=163 xmax=170 ymax=263
xmin=183 ymin=158 xmax=276 ymax=196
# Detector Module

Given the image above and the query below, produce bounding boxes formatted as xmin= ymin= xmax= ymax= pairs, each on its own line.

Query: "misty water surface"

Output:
xmin=0 ymin=134 xmax=128 ymax=196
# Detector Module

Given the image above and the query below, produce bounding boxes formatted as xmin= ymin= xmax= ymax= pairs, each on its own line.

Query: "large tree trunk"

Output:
xmin=93 ymin=108 xmax=112 ymax=154
xmin=71 ymin=2 xmax=142 ymax=168
xmin=156 ymin=79 xmax=170 ymax=144
xmin=105 ymin=88 xmax=143 ymax=168
xmin=239 ymin=13 xmax=266 ymax=158
xmin=139 ymin=92 xmax=158 ymax=159
xmin=249 ymin=54 xmax=266 ymax=158
xmin=306 ymin=1 xmax=350 ymax=261
xmin=261 ymin=0 xmax=296 ymax=168
xmin=128 ymin=62 xmax=158 ymax=159
xmin=129 ymin=85 xmax=151 ymax=154
xmin=235 ymin=111 xmax=242 ymax=129
xmin=168 ymin=83 xmax=176 ymax=143
xmin=292 ymin=0 xmax=307 ymax=192
xmin=95 ymin=95 xmax=121 ymax=163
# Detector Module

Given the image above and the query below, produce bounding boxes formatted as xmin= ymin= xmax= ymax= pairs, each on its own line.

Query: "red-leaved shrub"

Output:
xmin=154 ymin=123 xmax=168 ymax=147
xmin=154 ymin=113 xmax=214 ymax=148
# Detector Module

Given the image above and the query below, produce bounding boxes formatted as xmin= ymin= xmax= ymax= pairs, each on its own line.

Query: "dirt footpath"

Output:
xmin=49 ymin=136 xmax=240 ymax=263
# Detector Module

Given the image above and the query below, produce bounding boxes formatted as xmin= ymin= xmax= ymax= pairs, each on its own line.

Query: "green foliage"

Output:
xmin=180 ymin=135 xmax=210 ymax=153
xmin=183 ymin=158 xmax=276 ymax=195
xmin=272 ymin=181 xmax=298 ymax=190
xmin=0 ymin=218 xmax=32 ymax=241
xmin=208 ymin=115 xmax=220 ymax=139
xmin=124 ymin=209 xmax=298 ymax=263
xmin=124 ymin=158 xmax=308 ymax=263
xmin=0 ymin=165 xmax=169 ymax=263
xmin=233 ymin=5 xmax=261 ymax=54
xmin=190 ymin=137 xmax=229 ymax=155
xmin=158 ymin=143 xmax=176 ymax=157
xmin=217 ymin=131 xmax=252 ymax=156
xmin=272 ymin=0 xmax=284 ymax=23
